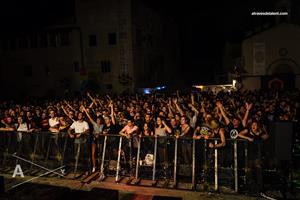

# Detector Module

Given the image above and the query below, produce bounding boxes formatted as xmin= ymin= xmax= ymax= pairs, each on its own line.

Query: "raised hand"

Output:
xmin=245 ymin=102 xmax=253 ymax=110
xmin=200 ymin=101 xmax=205 ymax=107
xmin=172 ymin=98 xmax=178 ymax=104
xmin=108 ymin=100 xmax=113 ymax=107
xmin=216 ymin=101 xmax=222 ymax=108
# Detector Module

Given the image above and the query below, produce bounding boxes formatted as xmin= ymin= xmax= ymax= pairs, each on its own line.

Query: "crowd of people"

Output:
xmin=0 ymin=88 xmax=299 ymax=192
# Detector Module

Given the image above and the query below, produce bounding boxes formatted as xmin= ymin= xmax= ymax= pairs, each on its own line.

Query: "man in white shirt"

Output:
xmin=68 ymin=112 xmax=89 ymax=142
xmin=46 ymin=110 xmax=62 ymax=161
xmin=67 ymin=112 xmax=90 ymax=174
xmin=49 ymin=110 xmax=60 ymax=133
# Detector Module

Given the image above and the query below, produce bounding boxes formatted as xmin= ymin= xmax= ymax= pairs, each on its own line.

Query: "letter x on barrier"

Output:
xmin=9 ymin=153 xmax=65 ymax=190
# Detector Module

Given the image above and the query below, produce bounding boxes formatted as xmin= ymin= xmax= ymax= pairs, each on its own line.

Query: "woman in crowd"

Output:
xmin=238 ymin=120 xmax=269 ymax=193
xmin=83 ymin=106 xmax=104 ymax=172
xmin=0 ymin=88 xmax=298 ymax=181
xmin=154 ymin=116 xmax=172 ymax=175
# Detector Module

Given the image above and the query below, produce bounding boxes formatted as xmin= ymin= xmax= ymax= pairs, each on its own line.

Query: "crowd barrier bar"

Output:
xmin=234 ymin=140 xmax=238 ymax=192
xmin=192 ymin=139 xmax=196 ymax=190
xmin=173 ymin=138 xmax=178 ymax=187
xmin=214 ymin=140 xmax=218 ymax=191
xmin=135 ymin=136 xmax=141 ymax=182
xmin=0 ymin=131 xmax=250 ymax=192
xmin=152 ymin=136 xmax=158 ymax=185
xmin=98 ymin=135 xmax=107 ymax=181
xmin=115 ymin=136 xmax=123 ymax=183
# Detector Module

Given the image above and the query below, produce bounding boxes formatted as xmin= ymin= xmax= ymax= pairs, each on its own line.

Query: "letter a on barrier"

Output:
xmin=12 ymin=164 xmax=24 ymax=178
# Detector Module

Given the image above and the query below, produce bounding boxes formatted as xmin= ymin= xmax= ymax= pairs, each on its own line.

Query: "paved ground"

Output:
xmin=2 ymin=172 xmax=298 ymax=200
xmin=0 ymin=173 xmax=254 ymax=200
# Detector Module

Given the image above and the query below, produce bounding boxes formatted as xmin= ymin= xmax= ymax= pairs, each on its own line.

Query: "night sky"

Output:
xmin=1 ymin=0 xmax=299 ymax=85
xmin=145 ymin=0 xmax=300 ymax=84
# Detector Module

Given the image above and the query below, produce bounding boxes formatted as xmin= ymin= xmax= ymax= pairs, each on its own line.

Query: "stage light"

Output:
xmin=144 ymin=89 xmax=151 ymax=94
xmin=232 ymin=79 xmax=237 ymax=88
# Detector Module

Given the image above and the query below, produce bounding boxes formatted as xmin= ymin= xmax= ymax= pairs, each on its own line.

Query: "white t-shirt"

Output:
xmin=17 ymin=123 xmax=28 ymax=141
xmin=17 ymin=123 xmax=28 ymax=132
xmin=49 ymin=117 xmax=59 ymax=128
xmin=155 ymin=127 xmax=167 ymax=137
xmin=70 ymin=120 xmax=89 ymax=134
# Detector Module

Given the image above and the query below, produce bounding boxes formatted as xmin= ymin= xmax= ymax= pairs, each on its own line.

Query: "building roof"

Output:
xmin=243 ymin=22 xmax=300 ymax=41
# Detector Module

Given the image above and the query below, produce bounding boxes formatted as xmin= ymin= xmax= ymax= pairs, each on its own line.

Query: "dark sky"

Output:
xmin=1 ymin=0 xmax=298 ymax=85
xmin=157 ymin=0 xmax=299 ymax=85
xmin=0 ymin=0 xmax=74 ymax=29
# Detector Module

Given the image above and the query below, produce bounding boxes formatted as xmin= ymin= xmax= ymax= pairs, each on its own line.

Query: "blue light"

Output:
xmin=155 ymin=86 xmax=166 ymax=90
xmin=144 ymin=89 xmax=151 ymax=94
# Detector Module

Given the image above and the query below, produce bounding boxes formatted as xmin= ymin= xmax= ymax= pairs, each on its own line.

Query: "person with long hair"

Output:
xmin=177 ymin=116 xmax=193 ymax=164
xmin=83 ymin=106 xmax=104 ymax=172
xmin=238 ymin=120 xmax=269 ymax=194
xmin=154 ymin=116 xmax=172 ymax=177
xmin=119 ymin=119 xmax=139 ymax=171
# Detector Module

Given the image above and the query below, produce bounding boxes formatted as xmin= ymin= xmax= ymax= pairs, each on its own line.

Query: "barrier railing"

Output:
xmin=0 ymin=131 xmax=250 ymax=192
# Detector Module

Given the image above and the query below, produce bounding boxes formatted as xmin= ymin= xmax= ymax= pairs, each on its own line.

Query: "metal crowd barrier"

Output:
xmin=0 ymin=131 xmax=90 ymax=179
xmin=0 ymin=131 xmax=250 ymax=192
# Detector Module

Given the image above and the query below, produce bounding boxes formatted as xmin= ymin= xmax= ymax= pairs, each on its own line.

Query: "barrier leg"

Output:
xmin=0 ymin=132 xmax=6 ymax=168
xmin=129 ymin=139 xmax=133 ymax=176
xmin=214 ymin=140 xmax=218 ymax=192
xmin=234 ymin=140 xmax=238 ymax=192
xmin=30 ymin=134 xmax=39 ymax=172
xmin=45 ymin=136 xmax=52 ymax=162
xmin=192 ymin=139 xmax=196 ymax=190
xmin=2 ymin=132 xmax=12 ymax=167
xmin=56 ymin=135 xmax=62 ymax=162
xmin=244 ymin=141 xmax=248 ymax=188
xmin=152 ymin=137 xmax=158 ymax=186
xmin=16 ymin=133 xmax=23 ymax=165
xmin=203 ymin=139 xmax=208 ymax=191
xmin=132 ymin=137 xmax=141 ymax=185
xmin=173 ymin=138 xmax=178 ymax=188
xmin=96 ymin=137 xmax=101 ymax=170
xmin=60 ymin=134 xmax=68 ymax=168
xmin=162 ymin=142 xmax=169 ymax=188
xmin=73 ymin=142 xmax=81 ymax=178
xmin=115 ymin=136 xmax=123 ymax=183
xmin=99 ymin=136 xmax=107 ymax=181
